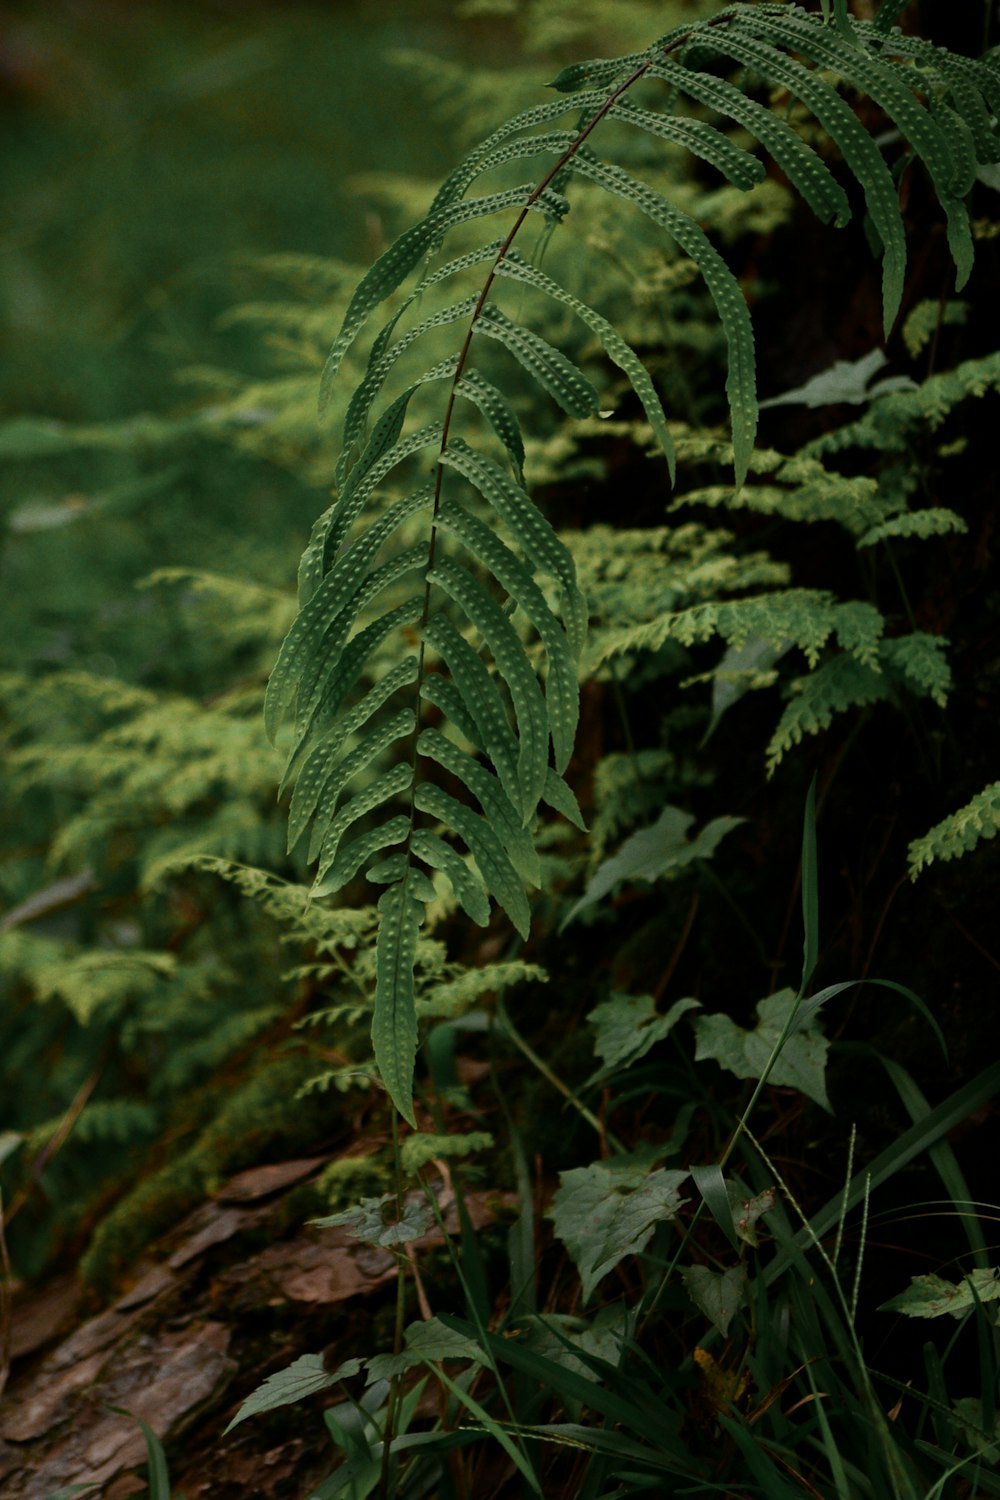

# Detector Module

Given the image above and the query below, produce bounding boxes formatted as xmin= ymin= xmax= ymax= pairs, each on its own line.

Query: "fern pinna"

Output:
xmin=266 ymin=2 xmax=998 ymax=1122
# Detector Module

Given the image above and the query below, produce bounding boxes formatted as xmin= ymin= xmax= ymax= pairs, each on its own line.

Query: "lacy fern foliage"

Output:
xmin=269 ymin=3 xmax=998 ymax=1120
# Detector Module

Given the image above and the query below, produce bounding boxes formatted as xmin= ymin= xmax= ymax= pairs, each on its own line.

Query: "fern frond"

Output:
xmin=648 ymin=56 xmax=852 ymax=229
xmin=494 ymin=250 xmax=676 ymax=479
xmin=857 ymin=507 xmax=967 ymax=548
xmin=881 ymin=632 xmax=952 ymax=707
xmin=166 ymin=854 xmax=377 ymax=953
xmin=599 ymin=589 xmax=883 ymax=670
xmin=269 ymin=1 xmax=989 ymax=1125
xmin=741 ymin=8 xmax=974 ymax=287
xmin=706 ymin=22 xmax=907 ymax=331
xmin=909 ymin=783 xmax=1000 ymax=876
xmin=319 ymin=182 xmax=571 ymax=410
xmin=766 ymin=654 xmax=889 ymax=774
xmin=805 ymin=350 xmax=1000 ymax=457
xmin=568 ymin=150 xmax=757 ymax=483
xmin=766 ymin=631 xmax=950 ymax=772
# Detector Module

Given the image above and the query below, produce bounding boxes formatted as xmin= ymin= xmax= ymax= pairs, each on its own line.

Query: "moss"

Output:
xmin=79 ymin=1050 xmax=334 ymax=1294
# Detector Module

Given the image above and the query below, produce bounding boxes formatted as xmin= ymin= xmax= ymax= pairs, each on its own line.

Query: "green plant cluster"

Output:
xmin=3 ymin=2 xmax=1000 ymax=1497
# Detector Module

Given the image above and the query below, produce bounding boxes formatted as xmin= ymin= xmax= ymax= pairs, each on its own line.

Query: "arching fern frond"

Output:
xmin=269 ymin=3 xmax=996 ymax=1123
xmin=909 ymin=784 xmax=1000 ymax=877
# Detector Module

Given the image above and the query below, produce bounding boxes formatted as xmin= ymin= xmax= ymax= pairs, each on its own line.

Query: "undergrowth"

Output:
xmin=2 ymin=1 xmax=1000 ymax=1497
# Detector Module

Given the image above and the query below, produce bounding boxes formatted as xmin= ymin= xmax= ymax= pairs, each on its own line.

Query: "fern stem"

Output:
xmin=379 ymin=1109 xmax=408 ymax=1500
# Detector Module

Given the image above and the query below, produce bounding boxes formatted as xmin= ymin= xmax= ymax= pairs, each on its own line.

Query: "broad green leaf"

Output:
xmin=587 ymin=991 xmax=700 ymax=1075
xmin=706 ymin=635 xmax=785 ymax=741
xmin=693 ymin=988 xmax=831 ymax=1110
xmin=550 ymin=1158 xmax=689 ymax=1302
xmin=373 ymin=879 xmax=425 ymax=1126
xmin=366 ymin=1316 xmax=487 ymax=1383
xmin=880 ymin=1269 xmax=1000 ymax=1321
xmin=760 ymin=349 xmax=916 ymax=410
xmin=563 ymin=806 xmax=743 ymax=927
xmin=311 ymin=1192 xmax=433 ymax=1246
xmin=223 ymin=1354 xmax=363 ymax=1434
xmin=681 ymin=1264 xmax=748 ymax=1338
xmin=726 ymin=1181 xmax=777 ymax=1248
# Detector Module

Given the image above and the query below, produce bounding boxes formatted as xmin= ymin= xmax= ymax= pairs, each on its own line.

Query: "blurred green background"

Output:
xmin=0 ymin=0 xmax=467 ymax=420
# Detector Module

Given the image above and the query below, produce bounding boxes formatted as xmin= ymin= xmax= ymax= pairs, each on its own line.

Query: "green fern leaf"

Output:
xmin=909 ymin=783 xmax=1000 ymax=876
xmin=602 ymin=590 xmax=883 ymax=669
xmin=427 ymin=94 xmax=607 ymax=213
xmin=548 ymin=49 xmax=659 ymax=96
xmin=418 ymin=727 xmax=540 ymax=887
xmin=858 ymin=506 xmax=967 ymax=547
xmin=285 ymin=656 xmax=419 ymax=840
xmin=475 ymin=303 xmax=601 ymax=419
xmin=440 ymin=439 xmax=588 ymax=659
xmin=409 ymin=829 xmax=491 ymax=926
xmin=435 ymin=500 xmax=578 ymax=772
xmin=881 ymin=632 xmax=951 ymax=707
xmin=495 ymin=249 xmax=676 ymax=480
xmin=427 ymin=555 xmax=550 ymax=820
xmin=568 ymin=150 xmax=757 ymax=484
xmin=873 ymin=0 xmax=912 ymax=32
xmin=414 ymin=782 xmax=532 ymax=939
xmin=610 ymin=99 xmax=766 ymax=190
xmin=287 ymin=601 xmax=424 ymax=775
xmin=297 ymin=422 xmax=441 ymax=606
xmin=314 ymin=762 xmax=414 ymax=884
xmin=767 ymin=654 xmax=888 ymax=773
xmin=302 ymin=709 xmax=416 ymax=864
xmin=421 ymin=616 xmax=521 ymax=812
xmin=312 ymin=815 xmax=412 ymax=898
xmin=542 ymin=768 xmax=587 ymax=831
xmin=319 ymin=184 xmax=571 ymax=408
xmin=710 ymin=25 xmax=907 ymax=333
xmin=649 ymin=56 xmax=851 ymax=228
xmin=268 ymin=489 xmax=432 ymax=742
xmin=746 ymin=10 xmax=973 ymax=288
xmin=455 ymin=368 xmax=526 ymax=478
xmin=338 ymin=298 xmax=475 ymax=475
xmin=373 ymin=880 xmax=424 ymax=1126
